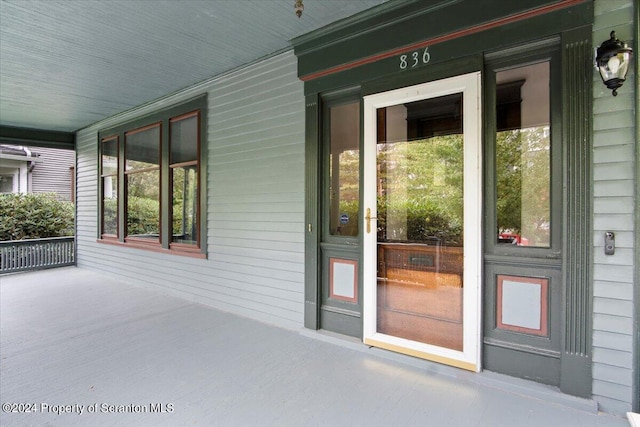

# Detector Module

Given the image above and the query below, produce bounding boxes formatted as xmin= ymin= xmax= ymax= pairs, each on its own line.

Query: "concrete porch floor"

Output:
xmin=0 ymin=267 xmax=629 ymax=427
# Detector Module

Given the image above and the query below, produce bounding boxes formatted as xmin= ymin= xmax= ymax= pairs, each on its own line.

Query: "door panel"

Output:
xmin=482 ymin=50 xmax=564 ymax=387
xmin=363 ymin=72 xmax=482 ymax=371
xmin=319 ymin=97 xmax=362 ymax=337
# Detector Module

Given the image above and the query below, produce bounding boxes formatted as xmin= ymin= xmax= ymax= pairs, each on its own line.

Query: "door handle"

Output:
xmin=365 ymin=208 xmax=377 ymax=234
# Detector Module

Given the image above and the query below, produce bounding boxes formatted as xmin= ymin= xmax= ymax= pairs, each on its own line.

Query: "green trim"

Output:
xmin=160 ymin=118 xmax=170 ymax=250
xmin=198 ymin=108 xmax=208 ymax=253
xmin=319 ymin=244 xmax=362 ymax=337
xmin=293 ymin=0 xmax=454 ymax=54
xmin=295 ymin=0 xmax=592 ymax=89
xmin=301 ymin=5 xmax=592 ymax=95
xmin=362 ymin=54 xmax=482 ymax=96
xmin=314 ymin=88 xmax=364 ymax=337
xmin=304 ymin=93 xmax=321 ymax=330
xmin=633 ymin=0 xmax=639 ymax=413
xmin=0 ymin=125 xmax=75 ymax=150
xmin=482 ymin=41 xmax=564 ymax=388
xmin=298 ymin=0 xmax=597 ymax=397
xmin=483 ymin=40 xmax=563 ymax=259
xmin=560 ymin=25 xmax=593 ymax=398
xmin=118 ymin=135 xmax=126 ymax=240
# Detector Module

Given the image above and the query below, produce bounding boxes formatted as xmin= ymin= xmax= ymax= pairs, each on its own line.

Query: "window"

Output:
xmin=495 ymin=61 xmax=551 ymax=248
xmin=98 ymin=96 xmax=206 ymax=257
xmin=326 ymin=100 xmax=360 ymax=237
xmin=125 ymin=124 xmax=160 ymax=241
xmin=0 ymin=174 xmax=16 ymax=193
xmin=101 ymin=137 xmax=118 ymax=237
xmin=170 ymin=112 xmax=199 ymax=246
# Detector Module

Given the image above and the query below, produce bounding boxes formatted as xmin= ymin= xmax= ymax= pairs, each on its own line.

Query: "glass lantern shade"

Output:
xmin=596 ymin=31 xmax=633 ymax=96
xmin=294 ymin=0 xmax=304 ymax=18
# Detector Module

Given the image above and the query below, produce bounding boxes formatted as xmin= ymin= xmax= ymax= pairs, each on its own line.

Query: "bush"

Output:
xmin=126 ymin=196 xmax=159 ymax=236
xmin=104 ymin=196 xmax=193 ymax=239
xmin=377 ymin=198 xmax=462 ymax=245
xmin=0 ymin=193 xmax=74 ymax=241
xmin=334 ymin=198 xmax=463 ymax=245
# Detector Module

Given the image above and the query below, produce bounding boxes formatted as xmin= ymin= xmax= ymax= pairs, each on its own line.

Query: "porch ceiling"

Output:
xmin=0 ymin=0 xmax=387 ymax=133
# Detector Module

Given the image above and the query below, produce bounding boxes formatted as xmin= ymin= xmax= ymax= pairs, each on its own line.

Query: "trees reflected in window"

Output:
xmin=496 ymin=62 xmax=551 ymax=247
xmin=101 ymin=137 xmax=118 ymax=236
xmin=99 ymin=97 xmax=204 ymax=256
xmin=125 ymin=125 xmax=161 ymax=240
xmin=376 ymin=94 xmax=464 ymax=246
xmin=170 ymin=112 xmax=199 ymax=246
xmin=328 ymin=101 xmax=360 ymax=236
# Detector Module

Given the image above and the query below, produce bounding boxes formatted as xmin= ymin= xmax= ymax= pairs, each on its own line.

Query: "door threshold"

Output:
xmin=298 ymin=328 xmax=599 ymax=414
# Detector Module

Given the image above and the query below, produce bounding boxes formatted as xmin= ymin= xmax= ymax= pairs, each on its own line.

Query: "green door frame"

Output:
xmin=297 ymin=0 xmax=595 ymax=397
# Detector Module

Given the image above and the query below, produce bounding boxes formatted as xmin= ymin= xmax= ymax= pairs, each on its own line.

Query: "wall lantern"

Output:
xmin=595 ymin=31 xmax=633 ymax=96
xmin=294 ymin=0 xmax=304 ymax=18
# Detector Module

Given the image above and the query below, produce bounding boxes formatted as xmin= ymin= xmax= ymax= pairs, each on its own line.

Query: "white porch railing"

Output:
xmin=0 ymin=237 xmax=75 ymax=274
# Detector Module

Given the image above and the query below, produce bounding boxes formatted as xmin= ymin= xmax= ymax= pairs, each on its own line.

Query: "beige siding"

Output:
xmin=75 ymin=50 xmax=305 ymax=329
xmin=591 ymin=0 xmax=635 ymax=415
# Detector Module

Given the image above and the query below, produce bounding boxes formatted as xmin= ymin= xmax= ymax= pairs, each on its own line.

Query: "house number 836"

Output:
xmin=399 ymin=47 xmax=431 ymax=70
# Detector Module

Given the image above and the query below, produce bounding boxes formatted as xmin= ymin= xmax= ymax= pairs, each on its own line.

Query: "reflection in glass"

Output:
xmin=101 ymin=138 xmax=118 ymax=236
xmin=376 ymin=94 xmax=464 ymax=351
xmin=125 ymin=125 xmax=160 ymax=241
xmin=102 ymin=176 xmax=118 ymax=235
xmin=172 ymin=166 xmax=197 ymax=244
xmin=329 ymin=102 xmax=360 ymax=236
xmin=171 ymin=115 xmax=198 ymax=164
xmin=102 ymin=139 xmax=118 ymax=175
xmin=170 ymin=113 xmax=199 ymax=246
xmin=126 ymin=170 xmax=160 ymax=239
xmin=0 ymin=175 xmax=14 ymax=193
xmin=496 ymin=62 xmax=550 ymax=247
xmin=126 ymin=126 xmax=160 ymax=171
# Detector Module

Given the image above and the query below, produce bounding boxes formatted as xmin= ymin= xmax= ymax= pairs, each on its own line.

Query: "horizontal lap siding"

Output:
xmin=75 ymin=51 xmax=305 ymax=329
xmin=29 ymin=146 xmax=75 ymax=200
xmin=591 ymin=0 xmax=635 ymax=415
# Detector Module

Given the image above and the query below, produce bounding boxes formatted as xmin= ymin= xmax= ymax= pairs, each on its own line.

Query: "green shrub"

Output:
xmin=377 ymin=198 xmax=462 ymax=245
xmin=103 ymin=197 xmax=166 ymax=237
xmin=126 ymin=196 xmax=159 ymax=236
xmin=0 ymin=193 xmax=74 ymax=240
xmin=333 ymin=198 xmax=462 ymax=244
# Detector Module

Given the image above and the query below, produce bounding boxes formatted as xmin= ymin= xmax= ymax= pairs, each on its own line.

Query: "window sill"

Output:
xmin=96 ymin=238 xmax=206 ymax=259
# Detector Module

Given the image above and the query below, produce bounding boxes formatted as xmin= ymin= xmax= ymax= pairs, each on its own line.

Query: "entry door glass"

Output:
xmin=363 ymin=73 xmax=481 ymax=371
xmin=376 ymin=94 xmax=464 ymax=351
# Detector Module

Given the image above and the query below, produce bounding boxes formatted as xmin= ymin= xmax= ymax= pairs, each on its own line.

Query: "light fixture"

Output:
xmin=294 ymin=0 xmax=304 ymax=18
xmin=595 ymin=31 xmax=633 ymax=96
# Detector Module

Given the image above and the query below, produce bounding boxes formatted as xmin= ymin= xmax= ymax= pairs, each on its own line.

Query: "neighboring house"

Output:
xmin=0 ymin=144 xmax=75 ymax=201
xmin=0 ymin=0 xmax=637 ymax=418
xmin=0 ymin=145 xmax=41 ymax=194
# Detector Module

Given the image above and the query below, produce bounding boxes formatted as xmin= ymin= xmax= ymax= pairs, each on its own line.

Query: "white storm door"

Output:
xmin=362 ymin=72 xmax=482 ymax=371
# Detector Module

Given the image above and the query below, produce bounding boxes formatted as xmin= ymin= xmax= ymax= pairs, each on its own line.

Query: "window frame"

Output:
xmin=321 ymin=89 xmax=362 ymax=244
xmin=97 ymin=95 xmax=207 ymax=258
xmin=169 ymin=110 xmax=202 ymax=251
xmin=483 ymin=40 xmax=563 ymax=259
xmin=100 ymin=135 xmax=119 ymax=240
xmin=124 ymin=122 xmax=162 ymax=245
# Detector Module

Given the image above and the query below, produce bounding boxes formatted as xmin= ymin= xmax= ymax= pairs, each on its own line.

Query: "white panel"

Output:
xmin=332 ymin=262 xmax=355 ymax=299
xmin=501 ymin=280 xmax=541 ymax=330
